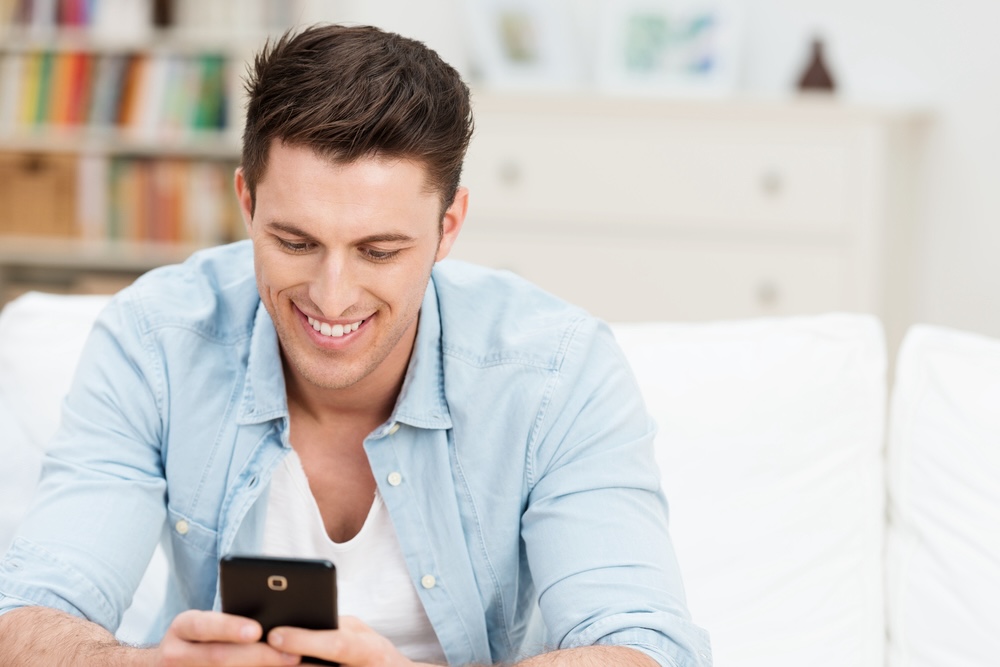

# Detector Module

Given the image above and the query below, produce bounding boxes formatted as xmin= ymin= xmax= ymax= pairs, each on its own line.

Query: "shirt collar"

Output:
xmin=236 ymin=277 xmax=451 ymax=430
xmin=390 ymin=275 xmax=452 ymax=430
xmin=237 ymin=301 xmax=288 ymax=425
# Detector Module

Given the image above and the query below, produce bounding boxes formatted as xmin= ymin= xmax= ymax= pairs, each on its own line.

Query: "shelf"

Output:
xmin=0 ymin=236 xmax=208 ymax=272
xmin=0 ymin=129 xmax=240 ymax=158
xmin=0 ymin=27 xmax=270 ymax=55
xmin=0 ymin=236 xmax=214 ymax=304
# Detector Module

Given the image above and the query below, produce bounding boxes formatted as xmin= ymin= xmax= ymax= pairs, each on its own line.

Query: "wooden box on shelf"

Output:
xmin=0 ymin=152 xmax=76 ymax=237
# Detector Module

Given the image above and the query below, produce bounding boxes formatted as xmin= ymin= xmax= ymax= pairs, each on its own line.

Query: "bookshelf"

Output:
xmin=0 ymin=0 xmax=301 ymax=302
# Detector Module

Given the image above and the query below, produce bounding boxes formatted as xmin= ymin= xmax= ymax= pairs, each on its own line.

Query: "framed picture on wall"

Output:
xmin=465 ymin=0 xmax=583 ymax=91
xmin=594 ymin=0 xmax=744 ymax=97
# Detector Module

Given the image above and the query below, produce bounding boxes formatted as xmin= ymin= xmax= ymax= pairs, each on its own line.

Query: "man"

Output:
xmin=0 ymin=25 xmax=710 ymax=666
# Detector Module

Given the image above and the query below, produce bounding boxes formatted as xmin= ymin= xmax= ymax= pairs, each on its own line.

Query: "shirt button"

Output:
xmin=420 ymin=574 xmax=436 ymax=589
xmin=175 ymin=520 xmax=189 ymax=535
xmin=387 ymin=471 xmax=403 ymax=486
xmin=388 ymin=423 xmax=400 ymax=435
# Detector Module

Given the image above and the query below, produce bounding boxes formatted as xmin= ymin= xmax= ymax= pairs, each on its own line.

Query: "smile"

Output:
xmin=307 ymin=315 xmax=364 ymax=338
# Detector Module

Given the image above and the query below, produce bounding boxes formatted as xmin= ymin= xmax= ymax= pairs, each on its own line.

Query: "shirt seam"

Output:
xmin=525 ymin=316 xmax=587 ymax=488
xmin=448 ymin=431 xmax=510 ymax=656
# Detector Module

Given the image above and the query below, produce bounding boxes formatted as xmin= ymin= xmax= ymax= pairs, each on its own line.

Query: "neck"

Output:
xmin=283 ymin=324 xmax=417 ymax=428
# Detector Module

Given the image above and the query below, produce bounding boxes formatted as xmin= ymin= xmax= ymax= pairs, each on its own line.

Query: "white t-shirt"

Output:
xmin=260 ymin=450 xmax=447 ymax=664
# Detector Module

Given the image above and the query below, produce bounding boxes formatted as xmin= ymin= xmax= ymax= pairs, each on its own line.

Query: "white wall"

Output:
xmin=303 ymin=0 xmax=1000 ymax=338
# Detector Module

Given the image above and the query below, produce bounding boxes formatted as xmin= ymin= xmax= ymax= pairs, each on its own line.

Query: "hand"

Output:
xmin=267 ymin=616 xmax=434 ymax=667
xmin=156 ymin=609 xmax=302 ymax=666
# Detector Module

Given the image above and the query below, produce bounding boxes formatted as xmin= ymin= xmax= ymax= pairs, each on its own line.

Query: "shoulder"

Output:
xmin=432 ymin=260 xmax=603 ymax=370
xmin=110 ymin=240 xmax=259 ymax=344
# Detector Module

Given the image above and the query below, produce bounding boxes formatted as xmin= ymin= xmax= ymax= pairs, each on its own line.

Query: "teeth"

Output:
xmin=307 ymin=315 xmax=364 ymax=338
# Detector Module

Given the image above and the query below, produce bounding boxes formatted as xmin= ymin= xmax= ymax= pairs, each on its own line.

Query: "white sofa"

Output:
xmin=2 ymin=291 xmax=998 ymax=667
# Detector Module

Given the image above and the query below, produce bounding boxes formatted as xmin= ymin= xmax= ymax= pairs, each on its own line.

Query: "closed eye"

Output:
xmin=276 ymin=237 xmax=314 ymax=253
xmin=362 ymin=247 xmax=401 ymax=263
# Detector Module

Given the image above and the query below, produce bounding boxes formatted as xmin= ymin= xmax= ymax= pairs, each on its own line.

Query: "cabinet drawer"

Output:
xmin=449 ymin=231 xmax=850 ymax=322
xmin=464 ymin=111 xmax=857 ymax=237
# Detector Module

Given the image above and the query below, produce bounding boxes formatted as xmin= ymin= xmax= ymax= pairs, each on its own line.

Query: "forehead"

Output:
xmin=254 ymin=143 xmax=440 ymax=235
xmin=258 ymin=140 xmax=438 ymax=195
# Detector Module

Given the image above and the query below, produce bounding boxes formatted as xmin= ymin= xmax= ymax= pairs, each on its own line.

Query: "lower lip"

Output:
xmin=297 ymin=308 xmax=369 ymax=349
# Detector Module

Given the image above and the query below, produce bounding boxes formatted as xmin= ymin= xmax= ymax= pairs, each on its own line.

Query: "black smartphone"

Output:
xmin=220 ymin=555 xmax=339 ymax=666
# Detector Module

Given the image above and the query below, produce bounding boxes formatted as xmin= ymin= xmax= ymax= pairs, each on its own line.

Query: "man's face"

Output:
xmin=236 ymin=142 xmax=466 ymax=395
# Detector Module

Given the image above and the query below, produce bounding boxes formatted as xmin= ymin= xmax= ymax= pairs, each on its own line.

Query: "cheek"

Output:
xmin=380 ymin=260 xmax=435 ymax=314
xmin=255 ymin=247 xmax=311 ymax=295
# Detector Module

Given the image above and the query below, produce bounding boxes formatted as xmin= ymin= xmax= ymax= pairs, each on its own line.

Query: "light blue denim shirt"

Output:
xmin=0 ymin=241 xmax=710 ymax=666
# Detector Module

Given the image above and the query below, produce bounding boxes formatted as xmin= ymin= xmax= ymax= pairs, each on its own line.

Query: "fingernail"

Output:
xmin=282 ymin=653 xmax=299 ymax=665
xmin=270 ymin=631 xmax=284 ymax=647
xmin=241 ymin=624 xmax=256 ymax=640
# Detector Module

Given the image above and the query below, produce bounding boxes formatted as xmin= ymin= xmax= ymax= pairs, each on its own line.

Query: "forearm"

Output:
xmin=508 ymin=645 xmax=659 ymax=667
xmin=0 ymin=606 xmax=155 ymax=666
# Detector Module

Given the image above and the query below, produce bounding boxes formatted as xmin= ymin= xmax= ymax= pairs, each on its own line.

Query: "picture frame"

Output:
xmin=464 ymin=0 xmax=584 ymax=91
xmin=594 ymin=0 xmax=744 ymax=97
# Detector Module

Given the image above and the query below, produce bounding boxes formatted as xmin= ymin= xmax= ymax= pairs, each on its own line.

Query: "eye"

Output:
xmin=362 ymin=247 xmax=401 ymax=263
xmin=276 ymin=238 xmax=314 ymax=253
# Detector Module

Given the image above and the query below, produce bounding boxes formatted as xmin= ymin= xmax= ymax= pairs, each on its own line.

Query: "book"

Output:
xmin=48 ymin=50 xmax=74 ymax=125
xmin=129 ymin=53 xmax=170 ymax=138
xmin=193 ymin=54 xmax=226 ymax=130
xmin=66 ymin=51 xmax=92 ymax=125
xmin=18 ymin=52 xmax=41 ymax=127
xmin=34 ymin=50 xmax=55 ymax=125
xmin=116 ymin=54 xmax=146 ymax=127
xmin=76 ymin=153 xmax=109 ymax=239
xmin=0 ymin=53 xmax=25 ymax=131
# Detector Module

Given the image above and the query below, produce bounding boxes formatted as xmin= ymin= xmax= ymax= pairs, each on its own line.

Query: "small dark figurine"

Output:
xmin=798 ymin=38 xmax=836 ymax=92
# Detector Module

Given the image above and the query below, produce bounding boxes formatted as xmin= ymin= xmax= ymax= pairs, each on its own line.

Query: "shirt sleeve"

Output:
xmin=520 ymin=318 xmax=712 ymax=667
xmin=0 ymin=292 xmax=167 ymax=634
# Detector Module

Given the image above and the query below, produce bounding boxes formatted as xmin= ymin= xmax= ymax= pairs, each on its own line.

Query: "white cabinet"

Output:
xmin=452 ymin=93 xmax=925 ymax=347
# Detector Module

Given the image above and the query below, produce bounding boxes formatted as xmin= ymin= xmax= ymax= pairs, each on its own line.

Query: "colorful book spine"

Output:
xmin=0 ymin=47 xmax=230 ymax=134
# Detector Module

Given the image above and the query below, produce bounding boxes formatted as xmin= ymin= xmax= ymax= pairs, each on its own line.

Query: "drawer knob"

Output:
xmin=498 ymin=160 xmax=522 ymax=187
xmin=757 ymin=281 xmax=780 ymax=308
xmin=760 ymin=170 xmax=784 ymax=197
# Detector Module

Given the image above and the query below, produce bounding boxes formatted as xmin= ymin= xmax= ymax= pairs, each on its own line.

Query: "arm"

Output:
xmin=0 ymin=606 xmax=302 ymax=666
xmin=518 ymin=319 xmax=710 ymax=666
xmin=265 ymin=618 xmax=659 ymax=666
xmin=0 ymin=607 xmax=151 ymax=667
xmin=513 ymin=646 xmax=657 ymax=667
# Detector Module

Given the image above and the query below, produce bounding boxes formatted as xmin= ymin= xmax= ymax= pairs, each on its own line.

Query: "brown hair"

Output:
xmin=241 ymin=24 xmax=474 ymax=218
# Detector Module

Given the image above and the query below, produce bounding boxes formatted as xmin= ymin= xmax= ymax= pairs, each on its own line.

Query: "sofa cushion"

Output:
xmin=0 ymin=291 xmax=167 ymax=644
xmin=612 ymin=314 xmax=886 ymax=667
xmin=887 ymin=325 xmax=1000 ymax=667
xmin=0 ymin=292 xmax=112 ymax=555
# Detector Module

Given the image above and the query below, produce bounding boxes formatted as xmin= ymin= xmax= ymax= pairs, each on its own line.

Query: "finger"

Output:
xmin=269 ymin=626 xmax=394 ymax=665
xmin=336 ymin=616 xmax=374 ymax=634
xmin=160 ymin=638 xmax=302 ymax=667
xmin=170 ymin=609 xmax=263 ymax=644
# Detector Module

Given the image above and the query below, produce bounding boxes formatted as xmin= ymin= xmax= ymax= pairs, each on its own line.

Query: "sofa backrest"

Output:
xmin=613 ymin=315 xmax=887 ymax=667
xmin=887 ymin=325 xmax=1000 ymax=667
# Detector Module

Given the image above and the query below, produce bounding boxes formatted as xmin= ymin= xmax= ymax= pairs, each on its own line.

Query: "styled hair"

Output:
xmin=241 ymin=24 xmax=474 ymax=218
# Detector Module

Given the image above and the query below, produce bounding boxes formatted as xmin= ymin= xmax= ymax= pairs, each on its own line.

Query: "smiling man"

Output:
xmin=0 ymin=25 xmax=710 ymax=667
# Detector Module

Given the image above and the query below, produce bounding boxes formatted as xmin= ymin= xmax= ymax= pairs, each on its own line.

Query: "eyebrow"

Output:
xmin=264 ymin=221 xmax=416 ymax=245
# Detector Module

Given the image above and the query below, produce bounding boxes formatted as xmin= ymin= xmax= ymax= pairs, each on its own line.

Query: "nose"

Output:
xmin=311 ymin=250 xmax=361 ymax=318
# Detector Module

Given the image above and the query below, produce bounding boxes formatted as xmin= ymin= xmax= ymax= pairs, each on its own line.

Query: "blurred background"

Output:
xmin=0 ymin=0 xmax=996 ymax=350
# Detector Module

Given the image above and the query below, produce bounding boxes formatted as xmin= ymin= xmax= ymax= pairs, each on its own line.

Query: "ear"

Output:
xmin=435 ymin=186 xmax=469 ymax=262
xmin=234 ymin=167 xmax=254 ymax=236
